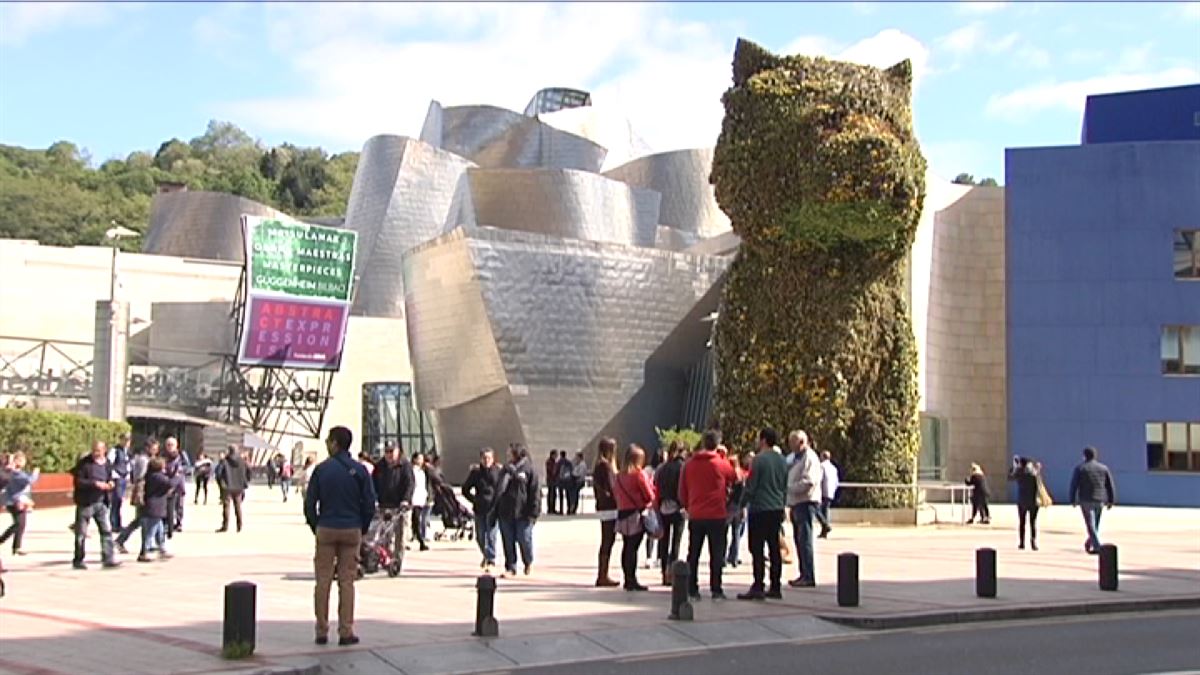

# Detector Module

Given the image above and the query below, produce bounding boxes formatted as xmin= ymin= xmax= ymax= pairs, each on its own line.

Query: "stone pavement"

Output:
xmin=0 ymin=485 xmax=1197 ymax=675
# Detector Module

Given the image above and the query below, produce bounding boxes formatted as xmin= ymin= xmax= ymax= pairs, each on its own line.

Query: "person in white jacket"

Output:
xmin=816 ymin=451 xmax=839 ymax=538
xmin=785 ymin=430 xmax=822 ymax=588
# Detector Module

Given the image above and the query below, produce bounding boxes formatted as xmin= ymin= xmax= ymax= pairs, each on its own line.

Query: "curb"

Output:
xmin=817 ymin=595 xmax=1200 ymax=630
xmin=223 ymin=657 xmax=321 ymax=675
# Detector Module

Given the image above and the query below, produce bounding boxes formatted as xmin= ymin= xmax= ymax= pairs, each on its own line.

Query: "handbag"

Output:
xmin=642 ymin=508 xmax=665 ymax=540
xmin=1036 ymin=477 xmax=1053 ymax=508
xmin=613 ymin=474 xmax=659 ymax=538
xmin=130 ymin=479 xmax=146 ymax=507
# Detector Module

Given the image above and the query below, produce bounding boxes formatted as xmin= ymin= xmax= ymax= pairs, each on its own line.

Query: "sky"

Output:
xmin=0 ymin=1 xmax=1197 ymax=182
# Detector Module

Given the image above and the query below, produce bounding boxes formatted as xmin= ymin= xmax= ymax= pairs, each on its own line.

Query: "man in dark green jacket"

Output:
xmin=737 ymin=427 xmax=788 ymax=601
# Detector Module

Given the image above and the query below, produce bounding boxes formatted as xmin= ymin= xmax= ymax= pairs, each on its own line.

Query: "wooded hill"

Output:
xmin=0 ymin=121 xmax=358 ymax=250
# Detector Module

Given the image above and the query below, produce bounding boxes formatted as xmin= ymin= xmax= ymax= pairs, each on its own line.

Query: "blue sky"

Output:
xmin=1 ymin=1 xmax=1197 ymax=182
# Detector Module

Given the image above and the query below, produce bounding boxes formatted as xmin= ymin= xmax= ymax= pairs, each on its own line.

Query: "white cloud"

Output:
xmin=1114 ymin=43 xmax=1155 ymax=73
xmin=0 ymin=2 xmax=117 ymax=46
xmin=955 ymin=1 xmax=1009 ymax=14
xmin=838 ymin=29 xmax=932 ymax=89
xmin=217 ymin=5 xmax=930 ymax=157
xmin=221 ymin=4 xmax=732 ymax=153
xmin=985 ymin=67 xmax=1200 ymax=121
xmin=1175 ymin=2 xmax=1200 ymax=20
xmin=783 ymin=35 xmax=842 ymax=57
xmin=938 ymin=22 xmax=986 ymax=55
xmin=1016 ymin=44 xmax=1052 ymax=69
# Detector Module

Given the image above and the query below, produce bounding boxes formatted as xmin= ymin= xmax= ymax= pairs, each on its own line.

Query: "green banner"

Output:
xmin=245 ymin=217 xmax=357 ymax=302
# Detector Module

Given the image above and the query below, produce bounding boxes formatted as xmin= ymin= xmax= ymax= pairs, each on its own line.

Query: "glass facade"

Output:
xmin=361 ymin=382 xmax=436 ymax=459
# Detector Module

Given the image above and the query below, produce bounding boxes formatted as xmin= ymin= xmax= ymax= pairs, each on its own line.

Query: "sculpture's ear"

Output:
xmin=732 ymin=38 xmax=782 ymax=87
xmin=884 ymin=59 xmax=913 ymax=99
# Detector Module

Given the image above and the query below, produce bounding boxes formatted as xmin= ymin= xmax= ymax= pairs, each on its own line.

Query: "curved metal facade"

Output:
xmin=603 ymin=149 xmax=732 ymax=240
xmin=144 ymin=191 xmax=287 ymax=262
xmin=421 ymin=101 xmax=607 ymax=172
xmin=453 ymin=168 xmax=661 ymax=248
xmin=342 ymin=135 xmax=476 ymax=318
xmin=404 ymin=227 xmax=729 ymax=479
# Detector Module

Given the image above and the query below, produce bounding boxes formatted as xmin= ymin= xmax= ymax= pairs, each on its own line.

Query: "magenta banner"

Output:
xmin=237 ymin=297 xmax=349 ymax=370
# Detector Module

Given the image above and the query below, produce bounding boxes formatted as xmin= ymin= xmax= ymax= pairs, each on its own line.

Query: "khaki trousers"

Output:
xmin=313 ymin=526 xmax=362 ymax=639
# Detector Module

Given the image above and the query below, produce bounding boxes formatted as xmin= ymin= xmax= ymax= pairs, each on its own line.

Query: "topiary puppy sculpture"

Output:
xmin=710 ymin=39 xmax=926 ymax=506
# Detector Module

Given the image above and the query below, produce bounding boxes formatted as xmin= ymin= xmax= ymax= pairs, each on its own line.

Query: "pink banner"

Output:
xmin=238 ymin=297 xmax=349 ymax=370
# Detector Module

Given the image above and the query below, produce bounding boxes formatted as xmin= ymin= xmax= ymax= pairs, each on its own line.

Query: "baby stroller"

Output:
xmin=432 ymin=483 xmax=474 ymax=542
xmin=358 ymin=509 xmax=403 ymax=578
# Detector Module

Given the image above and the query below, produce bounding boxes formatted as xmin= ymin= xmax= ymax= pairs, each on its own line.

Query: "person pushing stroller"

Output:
xmin=371 ymin=443 xmax=414 ymax=575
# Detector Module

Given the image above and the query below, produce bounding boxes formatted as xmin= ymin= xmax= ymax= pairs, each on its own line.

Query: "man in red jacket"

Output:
xmin=679 ymin=430 xmax=737 ymax=600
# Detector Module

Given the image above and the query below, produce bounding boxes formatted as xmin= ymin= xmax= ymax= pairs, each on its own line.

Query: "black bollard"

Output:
xmin=1099 ymin=544 xmax=1118 ymax=591
xmin=668 ymin=559 xmax=693 ymax=621
xmin=837 ymin=553 xmax=859 ymax=607
xmin=975 ymin=548 xmax=997 ymax=598
xmin=222 ymin=581 xmax=256 ymax=657
xmin=473 ymin=574 xmax=500 ymax=637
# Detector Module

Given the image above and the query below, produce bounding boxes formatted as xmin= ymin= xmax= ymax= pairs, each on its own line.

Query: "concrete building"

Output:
xmin=1006 ymin=84 xmax=1200 ymax=506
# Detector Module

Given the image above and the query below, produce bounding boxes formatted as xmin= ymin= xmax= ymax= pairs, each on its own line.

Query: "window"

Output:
xmin=361 ymin=382 xmax=436 ymax=459
xmin=1146 ymin=422 xmax=1200 ymax=472
xmin=1175 ymin=230 xmax=1199 ymax=279
xmin=1161 ymin=326 xmax=1200 ymax=375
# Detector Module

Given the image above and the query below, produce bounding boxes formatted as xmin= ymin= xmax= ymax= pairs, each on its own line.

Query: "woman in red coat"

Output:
xmin=613 ymin=444 xmax=656 ymax=591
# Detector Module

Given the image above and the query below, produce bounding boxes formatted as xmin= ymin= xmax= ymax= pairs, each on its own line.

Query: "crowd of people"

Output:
xmin=0 ymin=423 xmax=1121 ymax=647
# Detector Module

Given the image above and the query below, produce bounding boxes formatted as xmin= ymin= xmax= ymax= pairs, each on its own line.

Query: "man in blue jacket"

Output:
xmin=304 ymin=426 xmax=376 ymax=646
xmin=1068 ymin=446 xmax=1116 ymax=554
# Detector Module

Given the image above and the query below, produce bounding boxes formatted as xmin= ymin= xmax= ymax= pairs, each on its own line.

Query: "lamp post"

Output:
xmin=105 ymin=223 xmax=139 ymax=301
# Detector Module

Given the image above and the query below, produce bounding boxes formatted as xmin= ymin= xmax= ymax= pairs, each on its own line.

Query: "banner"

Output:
xmin=246 ymin=217 xmax=356 ymax=301
xmin=238 ymin=216 xmax=357 ymax=370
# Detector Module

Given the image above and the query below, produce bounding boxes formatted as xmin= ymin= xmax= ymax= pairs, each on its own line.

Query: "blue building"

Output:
xmin=1006 ymin=84 xmax=1200 ymax=507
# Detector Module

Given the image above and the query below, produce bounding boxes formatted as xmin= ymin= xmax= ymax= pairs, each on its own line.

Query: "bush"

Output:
xmin=656 ymin=426 xmax=703 ymax=453
xmin=0 ymin=409 xmax=131 ymax=473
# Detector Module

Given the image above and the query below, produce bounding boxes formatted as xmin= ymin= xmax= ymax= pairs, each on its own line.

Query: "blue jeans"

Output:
xmin=109 ymin=479 xmax=127 ymax=531
xmin=790 ymin=502 xmax=817 ymax=583
xmin=1080 ymin=502 xmax=1104 ymax=551
xmin=727 ymin=510 xmax=745 ymax=564
xmin=280 ymin=478 xmax=291 ymax=501
xmin=73 ymin=502 xmax=115 ymax=565
xmin=475 ymin=511 xmax=498 ymax=564
xmin=498 ymin=517 xmax=534 ymax=572
xmin=140 ymin=515 xmax=165 ymax=555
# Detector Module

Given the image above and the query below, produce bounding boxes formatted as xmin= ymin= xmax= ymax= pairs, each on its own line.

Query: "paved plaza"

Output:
xmin=0 ymin=486 xmax=1197 ymax=675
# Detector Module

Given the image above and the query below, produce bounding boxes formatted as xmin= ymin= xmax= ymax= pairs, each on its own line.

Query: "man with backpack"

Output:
xmin=305 ymin=426 xmax=377 ymax=646
xmin=107 ymin=433 xmax=132 ymax=531
xmin=496 ymin=444 xmax=541 ymax=577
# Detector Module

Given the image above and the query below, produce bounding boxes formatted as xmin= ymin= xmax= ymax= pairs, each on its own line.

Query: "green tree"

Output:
xmin=952 ymin=172 xmax=976 ymax=185
xmin=978 ymin=177 xmax=999 ymax=187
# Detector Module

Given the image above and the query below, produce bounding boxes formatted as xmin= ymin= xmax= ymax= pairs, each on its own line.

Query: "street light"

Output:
xmin=105 ymin=222 xmax=139 ymax=301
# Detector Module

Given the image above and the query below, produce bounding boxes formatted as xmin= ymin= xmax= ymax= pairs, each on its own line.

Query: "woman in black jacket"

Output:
xmin=1008 ymin=456 xmax=1041 ymax=550
xmin=965 ymin=463 xmax=991 ymax=524
xmin=139 ymin=458 xmax=175 ymax=562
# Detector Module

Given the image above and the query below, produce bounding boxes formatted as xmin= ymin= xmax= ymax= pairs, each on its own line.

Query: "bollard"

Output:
xmin=222 ymin=581 xmax=256 ymax=657
xmin=837 ymin=553 xmax=859 ymax=608
xmin=668 ymin=559 xmax=693 ymax=621
xmin=976 ymin=548 xmax=997 ymax=598
xmin=473 ymin=574 xmax=500 ymax=637
xmin=1099 ymin=544 xmax=1118 ymax=591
